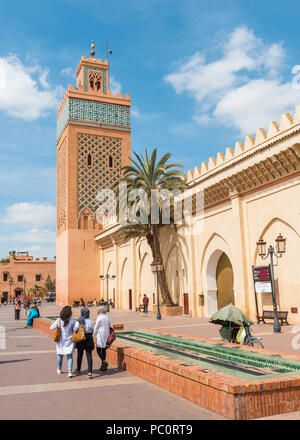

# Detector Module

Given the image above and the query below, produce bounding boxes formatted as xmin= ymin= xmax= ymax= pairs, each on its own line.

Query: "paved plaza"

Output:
xmin=1 ymin=302 xmax=300 ymax=420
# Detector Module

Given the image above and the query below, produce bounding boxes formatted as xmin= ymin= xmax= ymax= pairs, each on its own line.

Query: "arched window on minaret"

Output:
xmin=109 ymin=155 xmax=113 ymax=168
xmin=95 ymin=80 xmax=101 ymax=91
xmin=87 ymin=153 xmax=92 ymax=167
xmin=83 ymin=215 xmax=88 ymax=229
xmin=89 ymin=79 xmax=94 ymax=89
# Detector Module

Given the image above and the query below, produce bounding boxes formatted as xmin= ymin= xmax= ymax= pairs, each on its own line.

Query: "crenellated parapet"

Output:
xmin=187 ymin=106 xmax=300 ymax=184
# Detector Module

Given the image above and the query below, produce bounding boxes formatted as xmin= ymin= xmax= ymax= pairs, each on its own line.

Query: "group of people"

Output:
xmin=50 ymin=305 xmax=113 ymax=378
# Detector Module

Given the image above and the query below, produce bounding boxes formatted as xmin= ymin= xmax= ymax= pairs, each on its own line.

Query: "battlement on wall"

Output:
xmin=187 ymin=106 xmax=300 ymax=184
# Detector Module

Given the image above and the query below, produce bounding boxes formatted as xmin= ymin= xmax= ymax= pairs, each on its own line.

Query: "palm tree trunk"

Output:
xmin=149 ymin=225 xmax=174 ymax=306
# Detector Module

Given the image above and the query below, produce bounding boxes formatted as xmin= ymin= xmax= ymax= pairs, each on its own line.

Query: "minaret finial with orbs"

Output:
xmin=90 ymin=40 xmax=95 ymax=58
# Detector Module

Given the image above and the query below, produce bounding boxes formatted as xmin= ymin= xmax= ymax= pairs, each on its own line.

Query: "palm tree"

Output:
xmin=113 ymin=149 xmax=187 ymax=306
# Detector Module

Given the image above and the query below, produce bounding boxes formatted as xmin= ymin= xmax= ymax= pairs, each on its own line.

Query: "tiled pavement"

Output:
xmin=1 ymin=302 xmax=300 ymax=420
xmin=0 ymin=303 xmax=223 ymax=420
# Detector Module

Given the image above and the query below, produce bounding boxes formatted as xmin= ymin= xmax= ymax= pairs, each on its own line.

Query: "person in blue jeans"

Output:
xmin=50 ymin=306 xmax=76 ymax=378
xmin=143 ymin=294 xmax=149 ymax=314
xmin=25 ymin=304 xmax=40 ymax=328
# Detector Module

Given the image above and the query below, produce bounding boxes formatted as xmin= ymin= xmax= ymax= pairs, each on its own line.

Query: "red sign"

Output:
xmin=252 ymin=266 xmax=271 ymax=282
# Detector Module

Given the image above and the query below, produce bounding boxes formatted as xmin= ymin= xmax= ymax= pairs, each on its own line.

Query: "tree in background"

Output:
xmin=44 ymin=274 xmax=56 ymax=292
xmin=0 ymin=250 xmax=16 ymax=263
xmin=27 ymin=275 xmax=56 ymax=300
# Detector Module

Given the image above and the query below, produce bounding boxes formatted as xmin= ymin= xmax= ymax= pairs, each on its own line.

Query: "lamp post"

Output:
xmin=99 ymin=274 xmax=116 ymax=311
xmin=256 ymin=233 xmax=286 ymax=333
xmin=24 ymin=278 xmax=27 ymax=297
xmin=9 ymin=278 xmax=13 ymax=304
xmin=151 ymin=260 xmax=163 ymax=320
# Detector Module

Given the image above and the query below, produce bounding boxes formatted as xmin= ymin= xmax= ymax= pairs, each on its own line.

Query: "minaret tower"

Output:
xmin=56 ymin=42 xmax=131 ymax=305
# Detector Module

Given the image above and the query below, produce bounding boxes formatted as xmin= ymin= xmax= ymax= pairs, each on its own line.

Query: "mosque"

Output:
xmin=56 ymin=43 xmax=300 ymax=324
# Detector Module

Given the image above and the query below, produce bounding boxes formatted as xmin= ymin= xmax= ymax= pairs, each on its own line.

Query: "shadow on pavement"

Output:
xmin=77 ymin=367 xmax=124 ymax=377
xmin=0 ymin=358 xmax=31 ymax=365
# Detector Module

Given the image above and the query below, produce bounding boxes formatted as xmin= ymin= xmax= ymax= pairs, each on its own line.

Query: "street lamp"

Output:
xmin=99 ymin=274 xmax=116 ymax=311
xmin=9 ymin=278 xmax=13 ymax=304
xmin=256 ymin=233 xmax=286 ymax=333
xmin=151 ymin=260 xmax=163 ymax=320
xmin=24 ymin=277 xmax=27 ymax=296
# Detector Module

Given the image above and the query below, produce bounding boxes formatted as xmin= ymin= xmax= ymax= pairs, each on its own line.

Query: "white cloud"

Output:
xmin=0 ymin=55 xmax=63 ymax=120
xmin=0 ymin=229 xmax=55 ymax=243
xmin=164 ymin=26 xmax=300 ymax=135
xmin=214 ymin=79 xmax=299 ymax=135
xmin=108 ymin=76 xmax=146 ymax=120
xmin=110 ymin=75 xmax=122 ymax=95
xmin=61 ymin=67 xmax=73 ymax=77
xmin=26 ymin=245 xmax=56 ymax=259
xmin=1 ymin=202 xmax=56 ymax=228
xmin=131 ymin=106 xmax=142 ymax=119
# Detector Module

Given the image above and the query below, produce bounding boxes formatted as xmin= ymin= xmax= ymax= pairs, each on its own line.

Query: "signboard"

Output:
xmin=255 ymin=282 xmax=272 ymax=293
xmin=252 ymin=265 xmax=273 ymax=323
xmin=252 ymin=266 xmax=271 ymax=282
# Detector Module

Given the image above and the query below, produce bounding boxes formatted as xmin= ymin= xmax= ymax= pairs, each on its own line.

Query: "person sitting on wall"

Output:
xmin=25 ymin=304 xmax=40 ymax=328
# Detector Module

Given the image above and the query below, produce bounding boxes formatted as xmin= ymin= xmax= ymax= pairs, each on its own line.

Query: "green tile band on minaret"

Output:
xmin=57 ymin=97 xmax=130 ymax=140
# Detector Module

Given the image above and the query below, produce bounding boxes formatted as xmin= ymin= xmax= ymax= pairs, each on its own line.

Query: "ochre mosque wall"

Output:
xmin=96 ymin=106 xmax=300 ymax=324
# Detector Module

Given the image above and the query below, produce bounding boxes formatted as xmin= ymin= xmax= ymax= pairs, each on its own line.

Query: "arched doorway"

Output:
xmin=14 ymin=288 xmax=23 ymax=298
xmin=216 ymin=253 xmax=234 ymax=309
xmin=205 ymin=247 xmax=235 ymax=316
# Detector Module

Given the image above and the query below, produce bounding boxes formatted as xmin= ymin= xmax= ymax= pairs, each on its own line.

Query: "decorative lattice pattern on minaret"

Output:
xmin=57 ymin=138 xmax=67 ymax=228
xmin=77 ymin=133 xmax=122 ymax=214
xmin=84 ymin=66 xmax=107 ymax=93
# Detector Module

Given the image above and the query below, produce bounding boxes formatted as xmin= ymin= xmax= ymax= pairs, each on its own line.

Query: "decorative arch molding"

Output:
xmin=253 ymin=216 xmax=300 ymax=265
xmin=78 ymin=207 xmax=94 ymax=229
xmin=258 ymin=217 xmax=300 ymax=240
xmin=119 ymin=257 xmax=128 ymax=309
xmin=162 ymin=225 xmax=189 ymax=263
xmin=137 ymin=238 xmax=148 ymax=263
xmin=120 ymin=257 xmax=128 ymax=282
xmin=201 ymin=233 xmax=236 ymax=317
xmin=165 ymin=244 xmax=188 ymax=305
xmin=165 ymin=244 xmax=188 ymax=274
xmin=138 ymin=252 xmax=155 ymax=304
xmin=139 ymin=252 xmax=150 ymax=279
xmin=106 ymin=261 xmax=112 ymax=275
xmin=78 ymin=207 xmax=93 ymax=217
xmin=200 ymin=232 xmax=230 ymax=274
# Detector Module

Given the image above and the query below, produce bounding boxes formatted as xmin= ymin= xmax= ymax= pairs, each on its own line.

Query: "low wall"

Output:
xmin=152 ymin=305 xmax=183 ymax=316
xmin=106 ymin=330 xmax=300 ymax=420
xmin=33 ymin=318 xmax=300 ymax=420
xmin=33 ymin=317 xmax=124 ymax=336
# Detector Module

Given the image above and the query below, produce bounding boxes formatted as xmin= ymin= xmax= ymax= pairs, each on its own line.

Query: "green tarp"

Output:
xmin=209 ymin=303 xmax=254 ymax=326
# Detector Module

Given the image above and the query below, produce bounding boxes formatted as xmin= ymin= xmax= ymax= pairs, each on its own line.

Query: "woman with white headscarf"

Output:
xmin=93 ymin=305 xmax=113 ymax=371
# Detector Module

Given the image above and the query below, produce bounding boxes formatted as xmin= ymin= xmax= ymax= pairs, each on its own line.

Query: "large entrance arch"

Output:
xmin=205 ymin=249 xmax=234 ymax=316
xmin=216 ymin=253 xmax=234 ymax=309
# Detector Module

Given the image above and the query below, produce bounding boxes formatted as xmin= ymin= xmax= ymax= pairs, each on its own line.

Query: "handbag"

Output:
xmin=106 ymin=328 xmax=116 ymax=347
xmin=72 ymin=324 xmax=86 ymax=342
xmin=53 ymin=319 xmax=61 ymax=342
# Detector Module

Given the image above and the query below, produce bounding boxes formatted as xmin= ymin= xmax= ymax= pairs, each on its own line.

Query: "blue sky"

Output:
xmin=0 ymin=0 xmax=300 ymax=259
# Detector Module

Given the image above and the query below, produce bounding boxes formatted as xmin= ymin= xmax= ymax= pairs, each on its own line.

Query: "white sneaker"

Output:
xmin=68 ymin=371 xmax=75 ymax=378
xmin=56 ymin=368 xmax=62 ymax=375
